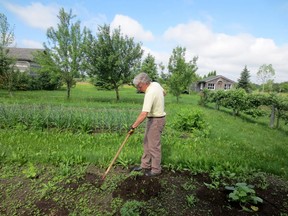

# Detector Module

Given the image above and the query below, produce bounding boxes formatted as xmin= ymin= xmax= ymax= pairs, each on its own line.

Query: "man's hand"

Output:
xmin=128 ymin=126 xmax=135 ymax=135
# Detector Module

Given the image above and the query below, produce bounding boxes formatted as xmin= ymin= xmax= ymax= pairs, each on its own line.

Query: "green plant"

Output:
xmin=186 ymin=194 xmax=197 ymax=207
xmin=22 ymin=162 xmax=38 ymax=179
xmin=225 ymin=182 xmax=263 ymax=211
xmin=181 ymin=180 xmax=196 ymax=191
xmin=171 ymin=108 xmax=210 ymax=137
xmin=120 ymin=200 xmax=144 ymax=216
xmin=129 ymin=170 xmax=144 ymax=179
xmin=39 ymin=181 xmax=57 ymax=198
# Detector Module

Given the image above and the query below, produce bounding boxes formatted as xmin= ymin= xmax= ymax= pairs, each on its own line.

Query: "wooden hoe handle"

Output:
xmin=102 ymin=133 xmax=131 ymax=180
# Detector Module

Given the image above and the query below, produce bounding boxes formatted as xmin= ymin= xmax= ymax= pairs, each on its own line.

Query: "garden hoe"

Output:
xmin=101 ymin=132 xmax=132 ymax=181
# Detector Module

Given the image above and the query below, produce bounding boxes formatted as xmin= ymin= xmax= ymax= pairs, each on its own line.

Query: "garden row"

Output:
xmin=0 ymin=104 xmax=138 ymax=133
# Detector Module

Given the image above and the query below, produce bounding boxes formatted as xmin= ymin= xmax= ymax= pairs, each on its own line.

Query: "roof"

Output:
xmin=7 ymin=47 xmax=44 ymax=61
xmin=198 ymin=75 xmax=235 ymax=83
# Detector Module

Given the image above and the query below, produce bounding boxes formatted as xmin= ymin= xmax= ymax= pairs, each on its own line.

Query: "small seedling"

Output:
xmin=186 ymin=194 xmax=197 ymax=207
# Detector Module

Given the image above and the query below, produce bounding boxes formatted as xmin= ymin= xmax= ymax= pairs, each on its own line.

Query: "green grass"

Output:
xmin=0 ymin=82 xmax=287 ymax=179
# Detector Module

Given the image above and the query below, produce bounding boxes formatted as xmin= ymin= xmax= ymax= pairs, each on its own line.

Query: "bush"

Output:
xmin=172 ymin=108 xmax=210 ymax=137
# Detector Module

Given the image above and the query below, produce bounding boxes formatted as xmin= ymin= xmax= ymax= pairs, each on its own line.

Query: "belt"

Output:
xmin=147 ymin=116 xmax=165 ymax=118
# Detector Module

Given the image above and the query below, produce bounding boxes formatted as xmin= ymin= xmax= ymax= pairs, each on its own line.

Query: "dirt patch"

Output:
xmin=35 ymin=199 xmax=69 ymax=216
xmin=113 ymin=175 xmax=162 ymax=201
xmin=1 ymin=165 xmax=288 ymax=215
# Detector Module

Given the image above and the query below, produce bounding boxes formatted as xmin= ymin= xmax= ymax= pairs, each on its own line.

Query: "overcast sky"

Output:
xmin=1 ymin=0 xmax=288 ymax=83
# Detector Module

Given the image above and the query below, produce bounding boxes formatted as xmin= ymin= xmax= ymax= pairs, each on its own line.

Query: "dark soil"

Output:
xmin=112 ymin=169 xmax=288 ymax=216
xmin=0 ymin=165 xmax=288 ymax=216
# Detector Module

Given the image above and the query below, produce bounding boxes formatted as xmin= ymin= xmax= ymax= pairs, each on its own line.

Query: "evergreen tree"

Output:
xmin=140 ymin=53 xmax=158 ymax=81
xmin=237 ymin=65 xmax=251 ymax=93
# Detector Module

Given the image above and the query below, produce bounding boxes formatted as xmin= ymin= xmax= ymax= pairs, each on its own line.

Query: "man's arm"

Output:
xmin=132 ymin=111 xmax=148 ymax=129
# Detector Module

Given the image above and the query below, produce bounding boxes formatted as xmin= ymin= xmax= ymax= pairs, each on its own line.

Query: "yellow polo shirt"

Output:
xmin=142 ymin=82 xmax=166 ymax=117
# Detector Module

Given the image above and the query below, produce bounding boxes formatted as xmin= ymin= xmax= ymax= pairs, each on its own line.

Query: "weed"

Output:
xmin=111 ymin=198 xmax=124 ymax=214
xmin=22 ymin=162 xmax=38 ymax=179
xmin=186 ymin=194 xmax=197 ymax=207
xmin=120 ymin=200 xmax=144 ymax=216
xmin=129 ymin=171 xmax=143 ymax=179
xmin=39 ymin=181 xmax=57 ymax=198
xmin=181 ymin=179 xmax=196 ymax=191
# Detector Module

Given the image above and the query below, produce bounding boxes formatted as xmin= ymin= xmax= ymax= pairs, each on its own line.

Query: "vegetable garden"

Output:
xmin=0 ymin=82 xmax=287 ymax=215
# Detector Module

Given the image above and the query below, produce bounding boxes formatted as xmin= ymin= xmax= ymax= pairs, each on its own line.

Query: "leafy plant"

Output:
xmin=225 ymin=182 xmax=263 ymax=211
xmin=186 ymin=194 xmax=197 ymax=207
xmin=129 ymin=170 xmax=143 ymax=179
xmin=172 ymin=108 xmax=210 ymax=137
xmin=181 ymin=179 xmax=196 ymax=191
xmin=22 ymin=162 xmax=38 ymax=179
xmin=120 ymin=200 xmax=144 ymax=216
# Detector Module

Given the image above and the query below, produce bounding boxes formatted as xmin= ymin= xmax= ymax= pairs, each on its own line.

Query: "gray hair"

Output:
xmin=133 ymin=72 xmax=151 ymax=86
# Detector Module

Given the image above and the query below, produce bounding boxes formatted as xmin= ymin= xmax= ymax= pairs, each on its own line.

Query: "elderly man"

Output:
xmin=129 ymin=72 xmax=166 ymax=177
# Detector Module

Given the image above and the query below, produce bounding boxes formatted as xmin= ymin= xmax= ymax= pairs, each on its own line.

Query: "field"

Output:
xmin=0 ymin=82 xmax=288 ymax=215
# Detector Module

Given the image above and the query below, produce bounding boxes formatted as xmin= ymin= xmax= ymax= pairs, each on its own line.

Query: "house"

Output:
xmin=7 ymin=47 xmax=44 ymax=72
xmin=195 ymin=75 xmax=236 ymax=91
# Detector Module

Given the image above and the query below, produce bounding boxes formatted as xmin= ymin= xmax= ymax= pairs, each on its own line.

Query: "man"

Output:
xmin=129 ymin=72 xmax=166 ymax=177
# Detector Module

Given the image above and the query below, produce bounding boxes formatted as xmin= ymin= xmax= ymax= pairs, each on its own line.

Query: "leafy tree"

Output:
xmin=140 ymin=53 xmax=158 ymax=81
xmin=0 ymin=13 xmax=17 ymax=96
xmin=33 ymin=50 xmax=62 ymax=90
xmin=257 ymin=64 xmax=275 ymax=92
xmin=87 ymin=24 xmax=143 ymax=100
xmin=273 ymin=82 xmax=288 ymax=93
xmin=237 ymin=65 xmax=251 ymax=93
xmin=167 ymin=46 xmax=198 ymax=102
xmin=42 ymin=8 xmax=90 ymax=98
xmin=158 ymin=62 xmax=167 ymax=85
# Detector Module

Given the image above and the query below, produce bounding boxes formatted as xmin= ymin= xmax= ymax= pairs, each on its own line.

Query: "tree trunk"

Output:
xmin=67 ymin=82 xmax=71 ymax=99
xmin=115 ymin=87 xmax=120 ymax=101
xmin=269 ymin=105 xmax=275 ymax=128
xmin=276 ymin=108 xmax=280 ymax=128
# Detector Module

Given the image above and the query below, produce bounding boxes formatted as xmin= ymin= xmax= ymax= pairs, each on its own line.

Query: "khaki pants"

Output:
xmin=141 ymin=117 xmax=166 ymax=174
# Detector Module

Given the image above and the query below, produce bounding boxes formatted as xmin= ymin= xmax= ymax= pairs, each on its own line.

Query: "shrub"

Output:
xmin=171 ymin=108 xmax=210 ymax=137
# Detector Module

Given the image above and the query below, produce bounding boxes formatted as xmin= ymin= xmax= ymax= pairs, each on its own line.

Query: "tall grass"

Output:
xmin=0 ymin=82 xmax=287 ymax=179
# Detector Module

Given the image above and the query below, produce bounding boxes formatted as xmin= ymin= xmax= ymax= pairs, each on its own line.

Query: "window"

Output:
xmin=224 ymin=84 xmax=231 ymax=90
xmin=15 ymin=61 xmax=30 ymax=72
xmin=207 ymin=83 xmax=215 ymax=90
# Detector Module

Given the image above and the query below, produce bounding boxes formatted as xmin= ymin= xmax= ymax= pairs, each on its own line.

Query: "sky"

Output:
xmin=1 ymin=0 xmax=288 ymax=83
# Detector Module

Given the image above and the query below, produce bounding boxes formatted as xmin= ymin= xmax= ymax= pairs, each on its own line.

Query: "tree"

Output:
xmin=140 ymin=53 xmax=158 ymax=81
xmin=42 ymin=8 xmax=90 ymax=98
xmin=32 ymin=50 xmax=63 ymax=90
xmin=167 ymin=46 xmax=197 ymax=102
xmin=87 ymin=24 xmax=143 ymax=100
xmin=257 ymin=64 xmax=275 ymax=92
xmin=204 ymin=70 xmax=217 ymax=78
xmin=237 ymin=65 xmax=251 ymax=93
xmin=0 ymin=13 xmax=17 ymax=96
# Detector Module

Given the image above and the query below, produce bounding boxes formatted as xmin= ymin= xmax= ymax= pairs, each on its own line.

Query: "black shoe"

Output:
xmin=145 ymin=170 xmax=161 ymax=177
xmin=130 ymin=166 xmax=142 ymax=172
